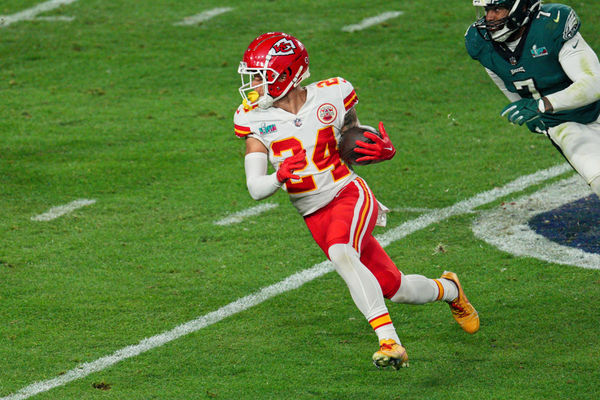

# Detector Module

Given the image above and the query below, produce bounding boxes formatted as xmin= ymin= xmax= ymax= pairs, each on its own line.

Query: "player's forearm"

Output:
xmin=245 ymin=152 xmax=282 ymax=200
xmin=547 ymin=34 xmax=600 ymax=112
xmin=545 ymin=74 xmax=600 ymax=112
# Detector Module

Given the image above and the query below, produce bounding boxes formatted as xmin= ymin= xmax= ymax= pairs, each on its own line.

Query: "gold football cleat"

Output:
xmin=441 ymin=271 xmax=480 ymax=334
xmin=372 ymin=339 xmax=409 ymax=370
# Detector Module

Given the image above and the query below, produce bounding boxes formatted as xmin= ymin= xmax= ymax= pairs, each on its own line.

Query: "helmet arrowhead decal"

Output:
xmin=270 ymin=38 xmax=297 ymax=56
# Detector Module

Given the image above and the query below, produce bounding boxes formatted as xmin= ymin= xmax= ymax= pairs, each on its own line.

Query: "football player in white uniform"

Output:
xmin=234 ymin=32 xmax=479 ymax=369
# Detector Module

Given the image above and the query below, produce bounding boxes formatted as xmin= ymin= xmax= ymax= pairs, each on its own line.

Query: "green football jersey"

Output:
xmin=465 ymin=3 xmax=600 ymax=127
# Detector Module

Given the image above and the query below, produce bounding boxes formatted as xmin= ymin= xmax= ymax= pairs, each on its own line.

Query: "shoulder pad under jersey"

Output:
xmin=537 ymin=3 xmax=580 ymax=44
xmin=233 ymin=105 xmax=252 ymax=138
xmin=312 ymin=77 xmax=358 ymax=111
xmin=465 ymin=23 xmax=486 ymax=60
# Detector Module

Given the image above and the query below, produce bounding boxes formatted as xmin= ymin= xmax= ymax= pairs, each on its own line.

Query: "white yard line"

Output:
xmin=213 ymin=202 xmax=279 ymax=226
xmin=2 ymin=163 xmax=571 ymax=400
xmin=34 ymin=16 xmax=75 ymax=22
xmin=30 ymin=199 xmax=96 ymax=222
xmin=0 ymin=0 xmax=79 ymax=27
xmin=1 ymin=261 xmax=334 ymax=400
xmin=173 ymin=7 xmax=233 ymax=26
xmin=392 ymin=207 xmax=434 ymax=213
xmin=342 ymin=11 xmax=404 ymax=32
xmin=377 ymin=163 xmax=571 ymax=247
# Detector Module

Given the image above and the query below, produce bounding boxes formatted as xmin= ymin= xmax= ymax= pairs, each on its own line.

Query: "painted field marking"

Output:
xmin=377 ymin=163 xmax=571 ymax=247
xmin=214 ymin=202 xmax=279 ymax=226
xmin=0 ymin=0 xmax=79 ymax=27
xmin=342 ymin=11 xmax=404 ymax=32
xmin=2 ymin=163 xmax=571 ymax=400
xmin=173 ymin=7 xmax=233 ymax=26
xmin=31 ymin=199 xmax=96 ymax=222
xmin=34 ymin=16 xmax=75 ymax=22
xmin=473 ymin=174 xmax=600 ymax=269
xmin=392 ymin=207 xmax=434 ymax=213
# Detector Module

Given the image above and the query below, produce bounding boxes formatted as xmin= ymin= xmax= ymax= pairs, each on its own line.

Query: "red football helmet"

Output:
xmin=238 ymin=32 xmax=310 ymax=109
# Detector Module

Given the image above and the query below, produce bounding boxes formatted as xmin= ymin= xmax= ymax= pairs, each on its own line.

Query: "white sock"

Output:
xmin=375 ymin=325 xmax=400 ymax=344
xmin=328 ymin=243 xmax=400 ymax=344
xmin=437 ymin=278 xmax=459 ymax=302
xmin=390 ymin=274 xmax=458 ymax=304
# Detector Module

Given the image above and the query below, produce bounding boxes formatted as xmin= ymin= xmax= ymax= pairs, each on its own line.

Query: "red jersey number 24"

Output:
xmin=270 ymin=126 xmax=350 ymax=194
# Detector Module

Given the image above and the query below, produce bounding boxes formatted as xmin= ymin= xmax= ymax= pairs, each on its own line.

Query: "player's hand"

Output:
xmin=500 ymin=98 xmax=539 ymax=125
xmin=276 ymin=149 xmax=306 ymax=183
xmin=525 ymin=115 xmax=548 ymax=134
xmin=354 ymin=122 xmax=396 ymax=163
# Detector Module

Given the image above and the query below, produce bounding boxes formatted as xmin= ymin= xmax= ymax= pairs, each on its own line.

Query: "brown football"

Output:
xmin=338 ymin=125 xmax=381 ymax=165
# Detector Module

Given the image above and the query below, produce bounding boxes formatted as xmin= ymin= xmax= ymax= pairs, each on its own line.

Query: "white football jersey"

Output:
xmin=234 ymin=77 xmax=359 ymax=216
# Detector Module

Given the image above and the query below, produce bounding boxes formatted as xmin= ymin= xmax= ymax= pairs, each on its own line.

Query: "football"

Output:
xmin=338 ymin=125 xmax=381 ymax=165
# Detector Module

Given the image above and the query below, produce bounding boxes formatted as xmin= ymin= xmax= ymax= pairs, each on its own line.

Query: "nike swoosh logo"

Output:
xmin=572 ymin=39 xmax=579 ymax=49
xmin=554 ymin=11 xmax=560 ymax=23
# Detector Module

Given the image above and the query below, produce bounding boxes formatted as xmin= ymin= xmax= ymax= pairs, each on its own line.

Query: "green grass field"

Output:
xmin=1 ymin=1 xmax=600 ymax=399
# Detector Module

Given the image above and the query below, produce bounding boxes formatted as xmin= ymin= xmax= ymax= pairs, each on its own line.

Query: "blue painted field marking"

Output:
xmin=472 ymin=174 xmax=600 ymax=270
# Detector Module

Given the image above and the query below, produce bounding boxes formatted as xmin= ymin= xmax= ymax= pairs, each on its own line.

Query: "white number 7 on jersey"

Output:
xmin=513 ymin=78 xmax=541 ymax=99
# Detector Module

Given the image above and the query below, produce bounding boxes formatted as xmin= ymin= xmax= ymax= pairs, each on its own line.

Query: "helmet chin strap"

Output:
xmin=490 ymin=0 xmax=536 ymax=42
xmin=257 ymin=53 xmax=276 ymax=109
xmin=258 ymin=94 xmax=274 ymax=109
xmin=492 ymin=25 xmax=516 ymax=42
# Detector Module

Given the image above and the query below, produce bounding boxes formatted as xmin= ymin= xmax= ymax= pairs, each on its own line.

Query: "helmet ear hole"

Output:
xmin=266 ymin=70 xmax=277 ymax=83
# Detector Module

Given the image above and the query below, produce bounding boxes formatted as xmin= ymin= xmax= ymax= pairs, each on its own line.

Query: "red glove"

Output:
xmin=354 ymin=122 xmax=396 ymax=163
xmin=276 ymin=149 xmax=306 ymax=183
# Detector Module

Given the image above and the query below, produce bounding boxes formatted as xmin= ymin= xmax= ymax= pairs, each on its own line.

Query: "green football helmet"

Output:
xmin=473 ymin=0 xmax=541 ymax=42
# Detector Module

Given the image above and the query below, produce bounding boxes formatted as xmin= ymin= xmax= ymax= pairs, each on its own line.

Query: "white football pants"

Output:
xmin=547 ymin=115 xmax=600 ymax=197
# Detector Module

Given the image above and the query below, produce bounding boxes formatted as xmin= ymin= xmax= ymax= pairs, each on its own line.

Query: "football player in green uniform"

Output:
xmin=465 ymin=0 xmax=600 ymax=196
